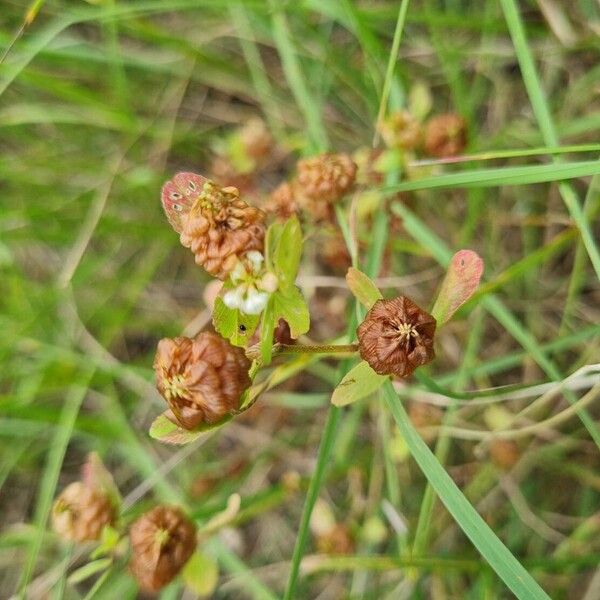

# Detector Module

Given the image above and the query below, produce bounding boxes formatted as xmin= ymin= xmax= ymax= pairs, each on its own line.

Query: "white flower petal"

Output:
xmin=242 ymin=291 xmax=269 ymax=315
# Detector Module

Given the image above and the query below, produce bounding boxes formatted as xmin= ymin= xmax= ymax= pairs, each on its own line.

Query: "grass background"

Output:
xmin=1 ymin=0 xmax=600 ymax=598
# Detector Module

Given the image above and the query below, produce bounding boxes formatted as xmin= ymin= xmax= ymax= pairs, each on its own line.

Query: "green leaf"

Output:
xmin=272 ymin=215 xmax=303 ymax=289
xmin=272 ymin=286 xmax=310 ymax=338
xmin=213 ymin=296 xmax=260 ymax=348
xmin=260 ymin=297 xmax=276 ymax=365
xmin=265 ymin=220 xmax=284 ymax=272
xmin=182 ymin=552 xmax=219 ymax=597
xmin=149 ymin=412 xmax=230 ymax=446
xmin=382 ymin=380 xmax=550 ymax=600
xmin=331 ymin=360 xmax=387 ymax=406
xmin=345 ymin=267 xmax=382 ymax=309
xmin=68 ymin=558 xmax=112 ymax=585
xmin=90 ymin=526 xmax=121 ymax=559
xmin=431 ymin=250 xmax=484 ymax=325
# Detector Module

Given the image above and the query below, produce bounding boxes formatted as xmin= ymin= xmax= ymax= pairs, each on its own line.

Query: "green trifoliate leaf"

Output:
xmin=431 ymin=250 xmax=484 ymax=325
xmin=213 ymin=295 xmax=260 ymax=348
xmin=272 ymin=285 xmax=310 ymax=338
xmin=345 ymin=267 xmax=382 ymax=309
xmin=259 ymin=297 xmax=276 ymax=365
xmin=331 ymin=360 xmax=387 ymax=407
xmin=272 ymin=215 xmax=303 ymax=290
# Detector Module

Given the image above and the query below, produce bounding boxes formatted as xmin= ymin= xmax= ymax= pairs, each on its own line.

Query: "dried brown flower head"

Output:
xmin=489 ymin=440 xmax=520 ymax=471
xmin=316 ymin=523 xmax=355 ymax=555
xmin=357 ymin=296 xmax=436 ymax=378
xmin=129 ymin=505 xmax=197 ymax=592
xmin=379 ymin=110 xmax=422 ymax=151
xmin=179 ymin=180 xmax=265 ymax=279
xmin=319 ymin=233 xmax=352 ymax=274
xmin=239 ymin=117 xmax=274 ymax=160
xmin=296 ymin=153 xmax=357 ymax=218
xmin=264 ymin=181 xmax=300 ymax=221
xmin=423 ymin=113 xmax=467 ymax=158
xmin=52 ymin=482 xmax=116 ymax=543
xmin=154 ymin=332 xmax=251 ymax=430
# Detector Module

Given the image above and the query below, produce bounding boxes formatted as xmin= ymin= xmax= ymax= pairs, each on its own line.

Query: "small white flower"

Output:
xmin=230 ymin=260 xmax=246 ymax=283
xmin=223 ymin=286 xmax=245 ymax=310
xmin=246 ymin=251 xmax=264 ymax=273
xmin=243 ymin=290 xmax=269 ymax=315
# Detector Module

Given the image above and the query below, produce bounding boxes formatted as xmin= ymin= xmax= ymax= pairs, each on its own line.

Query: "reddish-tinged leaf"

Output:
xmin=81 ymin=452 xmax=121 ymax=509
xmin=161 ymin=172 xmax=207 ymax=233
xmin=431 ymin=250 xmax=484 ymax=324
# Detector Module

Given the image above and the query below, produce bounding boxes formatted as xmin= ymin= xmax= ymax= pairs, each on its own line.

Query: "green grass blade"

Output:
xmin=383 ymin=160 xmax=600 ymax=193
xmin=382 ymin=380 xmax=550 ymax=600
xmin=373 ymin=0 xmax=410 ymax=145
xmin=17 ymin=369 xmax=94 ymax=595
xmin=269 ymin=1 xmax=328 ymax=153
xmin=500 ymin=0 xmax=600 ymax=281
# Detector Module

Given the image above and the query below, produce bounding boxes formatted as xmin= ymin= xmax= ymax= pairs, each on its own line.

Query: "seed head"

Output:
xmin=52 ymin=482 xmax=116 ymax=543
xmin=357 ymin=296 xmax=436 ymax=378
xmin=179 ymin=180 xmax=266 ymax=279
xmin=423 ymin=113 xmax=467 ymax=158
xmin=129 ymin=505 xmax=197 ymax=592
xmin=264 ymin=181 xmax=300 ymax=221
xmin=154 ymin=332 xmax=251 ymax=430
xmin=296 ymin=153 xmax=357 ymax=220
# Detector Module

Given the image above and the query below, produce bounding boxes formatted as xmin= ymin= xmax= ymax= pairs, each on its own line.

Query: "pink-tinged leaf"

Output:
xmin=161 ymin=172 xmax=207 ymax=233
xmin=81 ymin=452 xmax=122 ymax=509
xmin=431 ymin=250 xmax=484 ymax=325
xmin=149 ymin=411 xmax=230 ymax=445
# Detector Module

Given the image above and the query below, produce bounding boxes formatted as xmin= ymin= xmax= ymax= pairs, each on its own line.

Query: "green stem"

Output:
xmin=247 ymin=343 xmax=359 ymax=362
xmin=277 ymin=343 xmax=359 ymax=355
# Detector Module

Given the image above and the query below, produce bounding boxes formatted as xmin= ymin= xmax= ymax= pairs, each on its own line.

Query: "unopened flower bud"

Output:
xmin=260 ymin=272 xmax=279 ymax=294
xmin=52 ymin=482 xmax=116 ymax=543
xmin=154 ymin=332 xmax=251 ymax=430
xmin=129 ymin=505 xmax=197 ymax=592
xmin=357 ymin=296 xmax=436 ymax=378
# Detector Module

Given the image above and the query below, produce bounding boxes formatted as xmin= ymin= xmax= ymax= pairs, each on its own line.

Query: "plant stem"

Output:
xmin=277 ymin=343 xmax=359 ymax=355
xmin=246 ymin=343 xmax=358 ymax=362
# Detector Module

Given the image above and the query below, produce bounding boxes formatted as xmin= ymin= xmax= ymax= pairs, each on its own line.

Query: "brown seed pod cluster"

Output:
xmin=129 ymin=505 xmax=197 ymax=592
xmin=296 ymin=153 xmax=357 ymax=219
xmin=179 ymin=181 xmax=266 ymax=280
xmin=264 ymin=181 xmax=300 ymax=221
xmin=266 ymin=153 xmax=357 ymax=223
xmin=357 ymin=296 xmax=436 ymax=378
xmin=423 ymin=113 xmax=468 ymax=158
xmin=154 ymin=331 xmax=251 ymax=430
xmin=52 ymin=482 xmax=116 ymax=543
